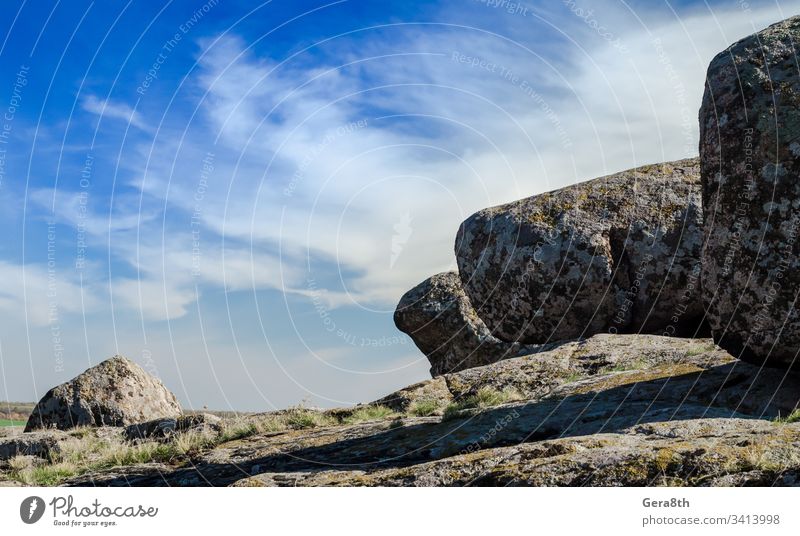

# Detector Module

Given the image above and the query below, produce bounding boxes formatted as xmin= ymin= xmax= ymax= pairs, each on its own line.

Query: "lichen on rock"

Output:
xmin=700 ymin=14 xmax=800 ymax=367
xmin=394 ymin=271 xmax=542 ymax=375
xmin=24 ymin=356 xmax=182 ymax=432
xmin=455 ymin=158 xmax=704 ymax=345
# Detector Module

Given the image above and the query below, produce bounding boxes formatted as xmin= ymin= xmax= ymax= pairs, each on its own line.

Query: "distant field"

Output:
xmin=0 ymin=401 xmax=34 ymax=425
xmin=1 ymin=402 xmax=247 ymax=426
xmin=0 ymin=419 xmax=24 ymax=427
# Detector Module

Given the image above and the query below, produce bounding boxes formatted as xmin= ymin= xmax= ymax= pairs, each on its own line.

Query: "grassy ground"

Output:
xmin=0 ymin=419 xmax=25 ymax=427
xmin=0 ymin=402 xmax=34 ymax=425
xmin=0 ymin=387 xmax=524 ymax=486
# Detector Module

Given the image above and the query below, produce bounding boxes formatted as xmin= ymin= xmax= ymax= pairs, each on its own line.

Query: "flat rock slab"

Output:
xmin=0 ymin=430 xmax=68 ymax=461
xmin=232 ymin=419 xmax=800 ymax=486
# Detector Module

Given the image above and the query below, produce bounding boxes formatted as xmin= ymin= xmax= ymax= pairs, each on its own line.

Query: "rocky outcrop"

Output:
xmin=0 ymin=430 xmax=67 ymax=461
xmin=9 ymin=17 xmax=800 ymax=490
xmin=700 ymin=15 xmax=800 ymax=368
xmin=394 ymin=271 xmax=541 ymax=375
xmin=455 ymin=158 xmax=703 ymax=345
xmin=27 ymin=334 xmax=799 ymax=487
xmin=25 ymin=357 xmax=182 ymax=432
xmin=124 ymin=414 xmax=222 ymax=442
xmin=232 ymin=418 xmax=800 ymax=486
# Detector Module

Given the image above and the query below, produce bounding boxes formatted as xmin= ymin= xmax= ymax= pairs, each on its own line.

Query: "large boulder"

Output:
xmin=455 ymin=158 xmax=704 ymax=344
xmin=25 ymin=356 xmax=182 ymax=432
xmin=394 ymin=271 xmax=540 ymax=375
xmin=700 ymin=16 xmax=800 ymax=367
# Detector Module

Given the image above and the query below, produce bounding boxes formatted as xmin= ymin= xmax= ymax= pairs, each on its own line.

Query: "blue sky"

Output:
xmin=0 ymin=0 xmax=797 ymax=411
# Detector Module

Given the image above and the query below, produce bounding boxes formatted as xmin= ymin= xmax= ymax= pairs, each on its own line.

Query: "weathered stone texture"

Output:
xmin=455 ymin=158 xmax=703 ymax=345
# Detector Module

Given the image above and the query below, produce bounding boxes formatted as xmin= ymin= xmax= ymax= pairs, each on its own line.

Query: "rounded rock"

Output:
xmin=700 ymin=15 xmax=800 ymax=367
xmin=455 ymin=158 xmax=704 ymax=344
xmin=24 ymin=356 xmax=182 ymax=432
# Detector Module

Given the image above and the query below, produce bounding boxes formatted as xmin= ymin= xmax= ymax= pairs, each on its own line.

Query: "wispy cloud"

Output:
xmin=0 ymin=261 xmax=100 ymax=326
xmin=33 ymin=0 xmax=793 ymax=325
xmin=6 ymin=0 xmax=800 ymax=409
xmin=81 ymin=95 xmax=150 ymax=132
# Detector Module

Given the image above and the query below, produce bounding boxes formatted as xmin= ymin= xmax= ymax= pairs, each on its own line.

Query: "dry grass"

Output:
xmin=407 ymin=398 xmax=443 ymax=417
xmin=342 ymin=405 xmax=394 ymax=424
xmin=443 ymin=387 xmax=524 ymax=421
xmin=6 ymin=422 xmax=228 ymax=486
xmin=4 ymin=395 xmax=521 ymax=485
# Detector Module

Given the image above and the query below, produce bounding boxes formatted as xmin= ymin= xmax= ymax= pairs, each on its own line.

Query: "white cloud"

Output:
xmin=8 ymin=0 xmax=800 ymax=409
xmin=32 ymin=1 xmax=800 ymax=324
xmin=81 ymin=95 xmax=150 ymax=132
xmin=0 ymin=261 xmax=99 ymax=326
xmin=111 ymin=278 xmax=197 ymax=322
xmin=124 ymin=2 xmax=800 ymax=320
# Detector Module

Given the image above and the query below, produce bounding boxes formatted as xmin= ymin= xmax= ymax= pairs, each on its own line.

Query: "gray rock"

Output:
xmin=455 ymin=158 xmax=704 ymax=344
xmin=56 ymin=334 xmax=800 ymax=487
xmin=0 ymin=431 xmax=67 ymax=461
xmin=124 ymin=413 xmax=222 ymax=442
xmin=25 ymin=356 xmax=182 ymax=432
xmin=372 ymin=376 xmax=451 ymax=413
xmin=232 ymin=419 xmax=800 ymax=487
xmin=700 ymin=15 xmax=800 ymax=367
xmin=394 ymin=271 xmax=540 ymax=375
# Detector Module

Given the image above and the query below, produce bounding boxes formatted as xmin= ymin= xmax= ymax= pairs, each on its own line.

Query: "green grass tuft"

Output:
xmin=442 ymin=387 xmax=523 ymax=421
xmin=407 ymin=399 xmax=442 ymax=417
xmin=284 ymin=408 xmax=337 ymax=430
xmin=774 ymin=409 xmax=800 ymax=424
xmin=342 ymin=405 xmax=394 ymax=424
xmin=685 ymin=343 xmax=717 ymax=357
